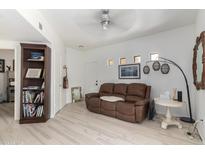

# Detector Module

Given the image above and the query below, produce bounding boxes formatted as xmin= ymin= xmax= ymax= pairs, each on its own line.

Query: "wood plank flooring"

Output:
xmin=0 ymin=102 xmax=202 ymax=145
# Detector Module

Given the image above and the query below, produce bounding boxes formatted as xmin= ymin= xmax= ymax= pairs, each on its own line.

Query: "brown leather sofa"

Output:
xmin=85 ymin=83 xmax=151 ymax=123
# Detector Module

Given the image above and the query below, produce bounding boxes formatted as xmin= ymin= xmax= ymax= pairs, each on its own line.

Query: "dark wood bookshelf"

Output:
xmin=20 ymin=43 xmax=51 ymax=124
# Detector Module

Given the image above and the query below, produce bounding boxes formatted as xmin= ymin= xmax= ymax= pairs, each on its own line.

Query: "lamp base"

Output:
xmin=180 ymin=117 xmax=195 ymax=123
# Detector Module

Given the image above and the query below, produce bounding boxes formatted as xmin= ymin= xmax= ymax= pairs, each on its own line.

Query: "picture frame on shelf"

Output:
xmin=0 ymin=59 xmax=5 ymax=73
xmin=25 ymin=68 xmax=42 ymax=78
xmin=118 ymin=64 xmax=141 ymax=79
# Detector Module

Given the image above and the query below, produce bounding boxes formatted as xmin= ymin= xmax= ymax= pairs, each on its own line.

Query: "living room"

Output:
xmin=0 ymin=0 xmax=205 ymax=152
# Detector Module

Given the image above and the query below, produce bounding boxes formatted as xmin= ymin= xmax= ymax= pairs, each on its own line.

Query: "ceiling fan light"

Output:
xmin=102 ymin=22 xmax=108 ymax=30
xmin=100 ymin=10 xmax=110 ymax=30
xmin=101 ymin=20 xmax=110 ymax=30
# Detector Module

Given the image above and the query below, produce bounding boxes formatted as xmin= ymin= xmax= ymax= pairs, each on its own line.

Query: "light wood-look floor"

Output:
xmin=0 ymin=102 xmax=202 ymax=145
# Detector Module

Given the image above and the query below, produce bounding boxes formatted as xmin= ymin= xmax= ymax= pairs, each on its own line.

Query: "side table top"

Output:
xmin=154 ymin=98 xmax=184 ymax=108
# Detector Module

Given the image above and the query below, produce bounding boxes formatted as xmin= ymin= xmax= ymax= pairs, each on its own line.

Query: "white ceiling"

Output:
xmin=0 ymin=9 xmax=48 ymax=43
xmin=40 ymin=9 xmax=197 ymax=50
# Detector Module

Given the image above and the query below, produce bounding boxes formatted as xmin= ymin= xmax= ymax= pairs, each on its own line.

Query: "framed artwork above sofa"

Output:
xmin=118 ymin=64 xmax=141 ymax=79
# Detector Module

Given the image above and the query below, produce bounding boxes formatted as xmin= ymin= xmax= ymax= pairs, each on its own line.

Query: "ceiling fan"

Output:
xmin=74 ymin=9 xmax=136 ymax=34
xmin=100 ymin=9 xmax=111 ymax=30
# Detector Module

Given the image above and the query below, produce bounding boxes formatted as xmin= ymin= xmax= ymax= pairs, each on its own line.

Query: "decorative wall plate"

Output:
xmin=143 ymin=65 xmax=150 ymax=74
xmin=152 ymin=61 xmax=160 ymax=71
xmin=161 ymin=63 xmax=170 ymax=74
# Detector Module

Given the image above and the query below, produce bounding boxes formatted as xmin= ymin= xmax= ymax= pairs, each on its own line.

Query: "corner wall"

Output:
xmin=84 ymin=25 xmax=195 ymax=117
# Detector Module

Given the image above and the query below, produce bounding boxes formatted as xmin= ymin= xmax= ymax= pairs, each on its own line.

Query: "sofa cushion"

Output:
xmin=113 ymin=94 xmax=125 ymax=99
xmin=88 ymin=97 xmax=101 ymax=108
xmin=99 ymin=83 xmax=114 ymax=96
xmin=101 ymin=100 xmax=116 ymax=111
xmin=113 ymin=83 xmax=127 ymax=96
xmin=116 ymin=102 xmax=135 ymax=115
xmin=86 ymin=97 xmax=101 ymax=113
xmin=125 ymin=95 xmax=144 ymax=102
xmin=127 ymin=83 xmax=147 ymax=98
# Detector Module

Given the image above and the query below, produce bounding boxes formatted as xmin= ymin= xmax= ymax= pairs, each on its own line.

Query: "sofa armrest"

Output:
xmin=85 ymin=93 xmax=99 ymax=99
xmin=134 ymin=99 xmax=150 ymax=106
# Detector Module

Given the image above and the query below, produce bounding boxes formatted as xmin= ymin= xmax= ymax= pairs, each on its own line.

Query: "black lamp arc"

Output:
xmin=158 ymin=57 xmax=195 ymax=123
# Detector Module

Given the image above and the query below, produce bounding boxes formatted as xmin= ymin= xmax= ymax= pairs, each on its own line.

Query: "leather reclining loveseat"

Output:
xmin=85 ymin=83 xmax=151 ymax=123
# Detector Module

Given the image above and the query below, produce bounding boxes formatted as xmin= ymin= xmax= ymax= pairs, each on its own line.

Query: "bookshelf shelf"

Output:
xmin=22 ymin=89 xmax=44 ymax=92
xmin=20 ymin=43 xmax=51 ymax=124
xmin=24 ymin=78 xmax=44 ymax=80
xmin=22 ymin=103 xmax=44 ymax=104
xmin=25 ymin=60 xmax=44 ymax=62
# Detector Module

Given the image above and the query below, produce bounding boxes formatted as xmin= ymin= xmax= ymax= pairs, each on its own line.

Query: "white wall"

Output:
xmin=66 ymin=48 xmax=85 ymax=103
xmin=84 ymin=25 xmax=195 ymax=117
xmin=0 ymin=49 xmax=14 ymax=101
xmin=17 ymin=10 xmax=67 ymax=117
xmin=195 ymin=10 xmax=205 ymax=143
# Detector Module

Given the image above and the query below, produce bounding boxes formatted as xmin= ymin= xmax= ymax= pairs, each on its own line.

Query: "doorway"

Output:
xmin=0 ymin=49 xmax=15 ymax=119
xmin=85 ymin=61 xmax=99 ymax=93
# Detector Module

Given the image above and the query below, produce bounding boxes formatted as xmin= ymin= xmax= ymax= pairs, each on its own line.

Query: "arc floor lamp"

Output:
xmin=145 ymin=57 xmax=195 ymax=123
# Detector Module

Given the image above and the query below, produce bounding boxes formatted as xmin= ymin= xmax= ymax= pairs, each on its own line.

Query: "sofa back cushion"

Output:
xmin=99 ymin=83 xmax=114 ymax=96
xmin=113 ymin=83 xmax=127 ymax=96
xmin=127 ymin=83 xmax=147 ymax=98
xmin=125 ymin=95 xmax=144 ymax=102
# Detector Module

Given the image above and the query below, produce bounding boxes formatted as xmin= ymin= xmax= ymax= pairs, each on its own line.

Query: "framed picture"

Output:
xmin=71 ymin=87 xmax=82 ymax=103
xmin=119 ymin=64 xmax=141 ymax=79
xmin=25 ymin=68 xmax=42 ymax=78
xmin=0 ymin=59 xmax=5 ymax=73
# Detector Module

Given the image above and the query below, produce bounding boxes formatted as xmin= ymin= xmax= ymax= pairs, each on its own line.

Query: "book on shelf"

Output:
xmin=42 ymin=69 xmax=45 ymax=78
xmin=23 ymin=104 xmax=44 ymax=118
xmin=41 ymin=82 xmax=45 ymax=89
xmin=23 ymin=91 xmax=44 ymax=104
xmin=23 ymin=86 xmax=40 ymax=90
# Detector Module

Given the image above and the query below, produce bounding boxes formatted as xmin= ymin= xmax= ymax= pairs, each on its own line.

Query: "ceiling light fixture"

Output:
xmin=101 ymin=9 xmax=110 ymax=30
xmin=78 ymin=45 xmax=84 ymax=48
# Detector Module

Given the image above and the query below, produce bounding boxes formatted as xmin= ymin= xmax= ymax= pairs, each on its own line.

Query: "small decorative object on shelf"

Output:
xmin=143 ymin=65 xmax=150 ymax=74
xmin=27 ymin=51 xmax=44 ymax=61
xmin=161 ymin=63 xmax=170 ymax=74
xmin=20 ymin=43 xmax=51 ymax=124
xmin=171 ymin=88 xmax=177 ymax=100
xmin=177 ymin=91 xmax=182 ymax=102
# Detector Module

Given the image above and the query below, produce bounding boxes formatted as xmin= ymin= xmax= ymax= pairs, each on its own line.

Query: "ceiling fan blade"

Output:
xmin=109 ymin=10 xmax=137 ymax=30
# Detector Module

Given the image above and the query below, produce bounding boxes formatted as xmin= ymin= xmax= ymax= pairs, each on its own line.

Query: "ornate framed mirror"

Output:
xmin=193 ymin=31 xmax=205 ymax=90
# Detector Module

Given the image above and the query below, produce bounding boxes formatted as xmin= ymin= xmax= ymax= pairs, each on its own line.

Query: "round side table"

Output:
xmin=154 ymin=98 xmax=184 ymax=129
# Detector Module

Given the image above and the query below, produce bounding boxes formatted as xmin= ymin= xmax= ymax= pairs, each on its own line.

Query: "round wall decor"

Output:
xmin=152 ymin=61 xmax=160 ymax=71
xmin=143 ymin=65 xmax=150 ymax=74
xmin=161 ymin=63 xmax=170 ymax=74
